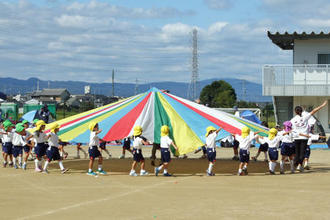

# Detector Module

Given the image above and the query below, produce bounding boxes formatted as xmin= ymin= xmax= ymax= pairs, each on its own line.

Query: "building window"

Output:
xmin=318 ymin=54 xmax=330 ymax=64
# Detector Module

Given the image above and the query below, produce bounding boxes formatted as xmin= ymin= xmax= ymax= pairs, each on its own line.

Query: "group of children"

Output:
xmin=1 ymin=101 xmax=327 ymax=177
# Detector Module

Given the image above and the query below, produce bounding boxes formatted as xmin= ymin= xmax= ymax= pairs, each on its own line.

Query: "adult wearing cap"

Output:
xmin=290 ymin=101 xmax=327 ymax=172
xmin=87 ymin=122 xmax=107 ymax=176
xmin=204 ymin=126 xmax=222 ymax=176
xmin=154 ymin=125 xmax=178 ymax=177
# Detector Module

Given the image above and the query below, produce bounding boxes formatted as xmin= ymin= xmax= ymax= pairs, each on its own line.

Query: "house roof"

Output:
xmin=33 ymin=89 xmax=69 ymax=97
xmin=267 ymin=31 xmax=330 ymax=50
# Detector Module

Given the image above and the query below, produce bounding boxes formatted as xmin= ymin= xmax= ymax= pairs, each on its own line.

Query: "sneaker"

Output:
xmin=243 ymin=169 xmax=248 ymax=175
xmin=154 ymin=167 xmax=159 ymax=176
xmin=8 ymin=163 xmax=13 ymax=167
xmin=163 ymin=173 xmax=172 ymax=177
xmin=22 ymin=164 xmax=27 ymax=170
xmin=3 ymin=162 xmax=7 ymax=168
xmin=35 ymin=167 xmax=42 ymax=172
xmin=238 ymin=172 xmax=244 ymax=176
xmin=252 ymin=157 xmax=257 ymax=162
xmin=42 ymin=169 xmax=49 ymax=174
xmin=14 ymin=164 xmax=18 ymax=169
xmin=269 ymin=170 xmax=275 ymax=175
xmin=296 ymin=164 xmax=301 ymax=171
xmin=280 ymin=170 xmax=285 ymax=175
xmin=97 ymin=170 xmax=107 ymax=175
xmin=129 ymin=171 xmax=138 ymax=176
xmin=232 ymin=156 xmax=239 ymax=161
xmin=18 ymin=163 xmax=22 ymax=169
xmin=304 ymin=166 xmax=310 ymax=170
xmin=61 ymin=168 xmax=69 ymax=174
xmin=140 ymin=170 xmax=149 ymax=176
xmin=299 ymin=166 xmax=304 ymax=172
xmin=87 ymin=171 xmax=97 ymax=176
xmin=264 ymin=159 xmax=269 ymax=163
xmin=119 ymin=155 xmax=125 ymax=159
xmin=206 ymin=172 xmax=215 ymax=176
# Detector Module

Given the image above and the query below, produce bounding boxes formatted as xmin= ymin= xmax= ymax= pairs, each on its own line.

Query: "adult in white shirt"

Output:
xmin=290 ymin=101 xmax=327 ymax=171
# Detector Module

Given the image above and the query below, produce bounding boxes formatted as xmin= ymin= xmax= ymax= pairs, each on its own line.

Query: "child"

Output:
xmin=87 ymin=122 xmax=106 ymax=176
xmin=205 ymin=126 xmax=222 ymax=176
xmin=30 ymin=120 xmax=48 ymax=172
xmin=21 ymin=120 xmax=34 ymax=169
xmin=75 ymin=143 xmax=87 ymax=159
xmin=12 ymin=124 xmax=32 ymax=169
xmin=129 ymin=126 xmax=149 ymax=176
xmin=99 ymin=141 xmax=112 ymax=159
xmin=1 ymin=120 xmax=14 ymax=167
xmin=235 ymin=126 xmax=261 ymax=176
xmin=155 ymin=125 xmax=178 ymax=177
xmin=252 ymin=121 xmax=269 ymax=162
xmin=278 ymin=121 xmax=295 ymax=174
xmin=119 ymin=137 xmax=132 ymax=159
xmin=43 ymin=123 xmax=69 ymax=174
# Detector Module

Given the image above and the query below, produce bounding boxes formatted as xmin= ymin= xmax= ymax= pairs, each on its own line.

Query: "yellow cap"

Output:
xmin=89 ymin=122 xmax=98 ymax=131
xmin=133 ymin=126 xmax=142 ymax=136
xmin=161 ymin=125 xmax=170 ymax=136
xmin=205 ymin=126 xmax=216 ymax=137
xmin=50 ymin=123 xmax=60 ymax=133
xmin=36 ymin=120 xmax=46 ymax=130
xmin=268 ymin=128 xmax=277 ymax=140
xmin=241 ymin=126 xmax=250 ymax=138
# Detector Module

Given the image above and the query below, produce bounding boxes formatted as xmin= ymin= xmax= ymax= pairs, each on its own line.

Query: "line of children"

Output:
xmin=129 ymin=126 xmax=149 ymax=176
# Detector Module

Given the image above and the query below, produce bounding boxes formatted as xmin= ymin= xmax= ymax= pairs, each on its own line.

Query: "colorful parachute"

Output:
xmin=45 ymin=88 xmax=268 ymax=155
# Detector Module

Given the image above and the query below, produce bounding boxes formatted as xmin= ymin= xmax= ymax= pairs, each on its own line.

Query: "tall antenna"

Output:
xmin=135 ymin=78 xmax=138 ymax=95
xmin=188 ymin=28 xmax=199 ymax=100
xmin=242 ymin=80 xmax=247 ymax=101
xmin=37 ymin=80 xmax=40 ymax=92
xmin=112 ymin=69 xmax=115 ymax=97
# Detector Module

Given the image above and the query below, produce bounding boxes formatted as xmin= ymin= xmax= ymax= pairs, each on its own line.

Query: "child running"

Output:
xmin=30 ymin=120 xmax=47 ymax=172
xmin=278 ymin=121 xmax=295 ymax=173
xmin=258 ymin=128 xmax=283 ymax=175
xmin=129 ymin=126 xmax=149 ymax=176
xmin=235 ymin=126 xmax=261 ymax=176
xmin=155 ymin=125 xmax=178 ymax=177
xmin=42 ymin=123 xmax=68 ymax=174
xmin=22 ymin=120 xmax=33 ymax=169
xmin=1 ymin=120 xmax=14 ymax=167
xmin=87 ymin=122 xmax=106 ymax=176
xmin=205 ymin=126 xmax=222 ymax=176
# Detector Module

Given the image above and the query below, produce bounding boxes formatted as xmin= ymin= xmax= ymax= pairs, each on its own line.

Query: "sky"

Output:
xmin=1 ymin=0 xmax=330 ymax=84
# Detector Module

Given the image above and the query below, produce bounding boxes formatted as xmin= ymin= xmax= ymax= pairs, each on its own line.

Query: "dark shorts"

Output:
xmin=123 ymin=141 xmax=131 ymax=150
xmin=161 ymin=148 xmax=171 ymax=163
xmin=3 ymin=142 xmax=13 ymax=155
xmin=35 ymin=143 xmax=48 ymax=158
xmin=233 ymin=140 xmax=239 ymax=149
xmin=13 ymin=146 xmax=23 ymax=157
xmin=304 ymin=146 xmax=311 ymax=159
xmin=259 ymin=143 xmax=269 ymax=152
xmin=207 ymin=148 xmax=216 ymax=162
xmin=268 ymin=148 xmax=278 ymax=161
xmin=239 ymin=149 xmax=249 ymax=163
xmin=99 ymin=142 xmax=106 ymax=150
xmin=89 ymin=146 xmax=101 ymax=159
xmin=46 ymin=146 xmax=61 ymax=161
xmin=202 ymin=146 xmax=207 ymax=154
xmin=23 ymin=145 xmax=31 ymax=153
xmin=281 ymin=142 xmax=295 ymax=156
xmin=133 ymin=148 xmax=144 ymax=162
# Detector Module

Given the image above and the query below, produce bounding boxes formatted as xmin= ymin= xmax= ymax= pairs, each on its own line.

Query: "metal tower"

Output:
xmin=112 ymin=69 xmax=115 ymax=97
xmin=188 ymin=28 xmax=199 ymax=100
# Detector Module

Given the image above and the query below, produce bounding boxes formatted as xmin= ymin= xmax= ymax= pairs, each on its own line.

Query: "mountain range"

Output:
xmin=0 ymin=77 xmax=271 ymax=102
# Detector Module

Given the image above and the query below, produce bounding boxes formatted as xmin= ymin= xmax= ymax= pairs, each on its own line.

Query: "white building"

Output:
xmin=263 ymin=31 xmax=330 ymax=133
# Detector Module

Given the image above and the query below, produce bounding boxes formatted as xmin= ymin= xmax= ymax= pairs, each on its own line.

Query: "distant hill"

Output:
xmin=0 ymin=77 xmax=271 ymax=102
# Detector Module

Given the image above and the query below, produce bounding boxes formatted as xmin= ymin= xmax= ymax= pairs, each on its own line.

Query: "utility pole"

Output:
xmin=188 ymin=28 xmax=199 ymax=100
xmin=112 ymin=69 xmax=115 ymax=97
xmin=37 ymin=80 xmax=40 ymax=92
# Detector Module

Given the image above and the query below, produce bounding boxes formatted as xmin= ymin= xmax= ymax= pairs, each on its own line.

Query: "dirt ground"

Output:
xmin=1 ymin=146 xmax=330 ymax=220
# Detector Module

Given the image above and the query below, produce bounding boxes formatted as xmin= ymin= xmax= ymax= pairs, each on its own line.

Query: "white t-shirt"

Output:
xmin=278 ymin=131 xmax=293 ymax=143
xmin=290 ymin=113 xmax=312 ymax=140
xmin=48 ymin=132 xmax=59 ymax=148
xmin=133 ymin=136 xmax=144 ymax=150
xmin=33 ymin=132 xmax=47 ymax=143
xmin=12 ymin=132 xmax=26 ymax=146
xmin=160 ymin=136 xmax=173 ymax=149
xmin=206 ymin=132 xmax=217 ymax=149
xmin=307 ymin=134 xmax=320 ymax=146
xmin=89 ymin=131 xmax=100 ymax=148
xmin=0 ymin=128 xmax=4 ymax=142
xmin=235 ymin=133 xmax=257 ymax=151
xmin=258 ymin=136 xmax=282 ymax=148
xmin=3 ymin=131 xmax=13 ymax=143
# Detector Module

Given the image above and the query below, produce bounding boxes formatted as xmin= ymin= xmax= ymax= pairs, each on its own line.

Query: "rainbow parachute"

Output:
xmin=46 ymin=88 xmax=268 ymax=155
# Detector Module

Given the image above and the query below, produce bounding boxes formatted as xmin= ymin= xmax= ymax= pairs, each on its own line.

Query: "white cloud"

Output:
xmin=208 ymin=22 xmax=228 ymax=34
xmin=204 ymin=0 xmax=232 ymax=10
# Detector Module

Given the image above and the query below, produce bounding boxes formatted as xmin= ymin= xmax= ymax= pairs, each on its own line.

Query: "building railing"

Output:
xmin=263 ymin=64 xmax=330 ymax=96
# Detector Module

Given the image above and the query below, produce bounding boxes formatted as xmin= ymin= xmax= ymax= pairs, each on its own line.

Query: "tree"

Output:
xmin=199 ymin=80 xmax=237 ymax=107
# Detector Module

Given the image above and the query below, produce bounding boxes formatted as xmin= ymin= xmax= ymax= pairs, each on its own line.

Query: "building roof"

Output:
xmin=33 ymin=89 xmax=69 ymax=97
xmin=267 ymin=31 xmax=330 ymax=50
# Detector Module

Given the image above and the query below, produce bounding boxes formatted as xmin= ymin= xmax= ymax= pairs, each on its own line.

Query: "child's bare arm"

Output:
xmin=171 ymin=142 xmax=179 ymax=151
xmin=299 ymin=133 xmax=310 ymax=138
